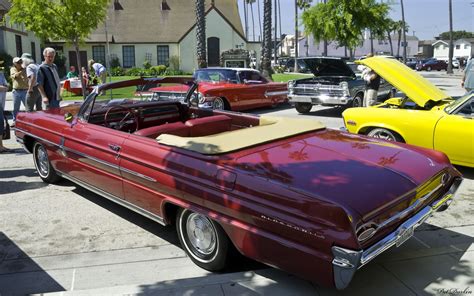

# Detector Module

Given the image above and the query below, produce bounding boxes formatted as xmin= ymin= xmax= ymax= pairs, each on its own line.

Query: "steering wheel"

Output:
xmin=104 ymin=105 xmax=139 ymax=132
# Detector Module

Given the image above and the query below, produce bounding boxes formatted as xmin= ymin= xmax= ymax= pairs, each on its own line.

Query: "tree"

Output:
xmin=439 ymin=30 xmax=473 ymax=40
xmin=195 ymin=0 xmax=207 ymax=68
xmin=295 ymin=0 xmax=312 ymax=70
xmin=400 ymin=0 xmax=407 ymax=62
xmin=8 ymin=0 xmax=109 ymax=100
xmin=261 ymin=0 xmax=272 ymax=79
xmin=394 ymin=20 xmax=409 ymax=57
xmin=302 ymin=0 xmax=389 ymax=58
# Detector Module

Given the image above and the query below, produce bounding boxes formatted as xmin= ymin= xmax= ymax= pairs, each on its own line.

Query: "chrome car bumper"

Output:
xmin=288 ymin=94 xmax=351 ymax=105
xmin=331 ymin=177 xmax=462 ymax=290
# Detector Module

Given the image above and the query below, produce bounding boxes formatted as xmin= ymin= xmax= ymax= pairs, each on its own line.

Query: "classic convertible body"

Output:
xmin=150 ymin=68 xmax=288 ymax=111
xmin=15 ymin=77 xmax=462 ymax=289
xmin=342 ymin=56 xmax=474 ymax=167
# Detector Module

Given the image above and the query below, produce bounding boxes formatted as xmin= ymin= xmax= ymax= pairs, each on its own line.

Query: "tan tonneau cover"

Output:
xmin=156 ymin=116 xmax=325 ymax=154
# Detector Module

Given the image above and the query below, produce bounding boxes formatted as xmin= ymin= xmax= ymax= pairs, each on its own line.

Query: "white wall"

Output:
xmin=179 ymin=9 xmax=246 ymax=73
xmin=1 ymin=16 xmax=41 ymax=61
xmin=454 ymin=39 xmax=472 ymax=58
xmin=433 ymin=42 xmax=449 ymax=60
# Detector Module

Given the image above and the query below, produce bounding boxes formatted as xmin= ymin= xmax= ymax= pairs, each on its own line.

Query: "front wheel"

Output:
xmin=33 ymin=142 xmax=61 ymax=183
xmin=295 ymin=102 xmax=312 ymax=114
xmin=427 ymin=66 xmax=432 ymax=71
xmin=212 ymin=97 xmax=228 ymax=110
xmin=351 ymin=94 xmax=363 ymax=108
xmin=176 ymin=208 xmax=230 ymax=271
xmin=367 ymin=128 xmax=403 ymax=142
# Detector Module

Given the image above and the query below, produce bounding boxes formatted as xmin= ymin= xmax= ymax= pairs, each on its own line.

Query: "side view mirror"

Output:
xmin=64 ymin=112 xmax=74 ymax=122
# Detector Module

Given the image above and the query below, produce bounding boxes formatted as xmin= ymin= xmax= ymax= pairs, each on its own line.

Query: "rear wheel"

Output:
xmin=295 ymin=102 xmax=312 ymax=114
xmin=33 ymin=142 xmax=61 ymax=183
xmin=367 ymin=128 xmax=403 ymax=142
xmin=427 ymin=66 xmax=432 ymax=71
xmin=176 ymin=208 xmax=230 ymax=271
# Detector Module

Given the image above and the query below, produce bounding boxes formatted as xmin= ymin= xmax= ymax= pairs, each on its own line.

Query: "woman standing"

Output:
xmin=0 ymin=59 xmax=10 ymax=152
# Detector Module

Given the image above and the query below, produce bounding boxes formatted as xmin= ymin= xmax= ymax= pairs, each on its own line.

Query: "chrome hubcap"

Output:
xmin=36 ymin=146 xmax=49 ymax=176
xmin=213 ymin=98 xmax=225 ymax=110
xmin=371 ymin=131 xmax=395 ymax=141
xmin=186 ymin=213 xmax=216 ymax=256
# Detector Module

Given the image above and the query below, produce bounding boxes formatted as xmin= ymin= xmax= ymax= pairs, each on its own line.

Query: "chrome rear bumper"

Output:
xmin=331 ymin=177 xmax=462 ymax=290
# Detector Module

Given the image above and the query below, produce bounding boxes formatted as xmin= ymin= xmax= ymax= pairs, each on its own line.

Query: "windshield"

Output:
xmin=194 ymin=69 xmax=239 ymax=83
xmin=444 ymin=93 xmax=473 ymax=113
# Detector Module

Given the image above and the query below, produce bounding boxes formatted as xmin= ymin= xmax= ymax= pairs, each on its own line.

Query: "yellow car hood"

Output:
xmin=357 ymin=56 xmax=450 ymax=107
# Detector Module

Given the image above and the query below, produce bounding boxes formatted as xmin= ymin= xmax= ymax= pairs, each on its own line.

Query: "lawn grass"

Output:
xmin=62 ymin=73 xmax=310 ymax=100
xmin=272 ymin=73 xmax=311 ymax=82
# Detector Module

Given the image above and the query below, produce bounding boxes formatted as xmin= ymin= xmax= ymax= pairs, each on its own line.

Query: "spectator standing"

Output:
xmin=0 ymin=59 xmax=9 ymax=153
xmin=67 ymin=65 xmax=78 ymax=79
xmin=10 ymin=57 xmax=28 ymax=125
xmin=21 ymin=53 xmax=42 ymax=112
xmin=81 ymin=66 xmax=90 ymax=86
xmin=0 ymin=59 xmax=8 ymax=113
xmin=38 ymin=47 xmax=62 ymax=109
xmin=462 ymin=55 xmax=474 ymax=93
xmin=88 ymin=59 xmax=106 ymax=84
xmin=362 ymin=54 xmax=381 ymax=107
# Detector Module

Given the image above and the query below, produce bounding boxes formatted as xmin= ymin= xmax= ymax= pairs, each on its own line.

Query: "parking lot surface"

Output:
xmin=0 ymin=71 xmax=472 ymax=295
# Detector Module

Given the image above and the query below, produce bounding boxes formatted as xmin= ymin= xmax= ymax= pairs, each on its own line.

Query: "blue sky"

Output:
xmin=237 ymin=0 xmax=474 ymax=41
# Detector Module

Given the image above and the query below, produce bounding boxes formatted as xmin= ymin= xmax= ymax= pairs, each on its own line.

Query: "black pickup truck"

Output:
xmin=287 ymin=57 xmax=395 ymax=113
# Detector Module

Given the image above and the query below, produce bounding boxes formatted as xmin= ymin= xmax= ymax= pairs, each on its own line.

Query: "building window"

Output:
xmin=31 ymin=42 xmax=36 ymax=61
xmin=92 ymin=46 xmax=106 ymax=65
xmin=122 ymin=45 xmax=135 ymax=68
xmin=465 ymin=44 xmax=469 ymax=49
xmin=157 ymin=45 xmax=169 ymax=66
xmin=15 ymin=35 xmax=22 ymax=57
xmin=455 ymin=45 xmax=460 ymax=50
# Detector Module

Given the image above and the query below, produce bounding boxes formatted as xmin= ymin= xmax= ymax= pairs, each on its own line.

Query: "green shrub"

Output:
xmin=126 ymin=67 xmax=146 ymax=76
xmin=110 ymin=56 xmax=121 ymax=68
xmin=273 ymin=65 xmax=286 ymax=73
xmin=149 ymin=65 xmax=167 ymax=76
xmin=111 ymin=67 xmax=125 ymax=76
xmin=169 ymin=55 xmax=180 ymax=70
xmin=143 ymin=60 xmax=152 ymax=69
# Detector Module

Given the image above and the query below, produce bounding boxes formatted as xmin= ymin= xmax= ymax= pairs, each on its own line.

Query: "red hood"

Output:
xmin=233 ymin=129 xmax=449 ymax=221
xmin=151 ymin=81 xmax=287 ymax=93
xmin=150 ymin=85 xmax=190 ymax=92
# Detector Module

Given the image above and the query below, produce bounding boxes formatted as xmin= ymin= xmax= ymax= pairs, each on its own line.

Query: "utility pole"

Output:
xmin=401 ymin=0 xmax=407 ymax=63
xmin=274 ymin=0 xmax=277 ymax=66
xmin=294 ymin=0 xmax=298 ymax=72
xmin=447 ymin=0 xmax=454 ymax=74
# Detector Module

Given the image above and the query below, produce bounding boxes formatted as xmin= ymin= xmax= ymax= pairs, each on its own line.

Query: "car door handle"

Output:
xmin=108 ymin=144 xmax=121 ymax=152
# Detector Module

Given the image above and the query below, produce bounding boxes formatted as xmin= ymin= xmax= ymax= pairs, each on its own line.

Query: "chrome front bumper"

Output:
xmin=288 ymin=94 xmax=351 ymax=105
xmin=331 ymin=177 xmax=462 ymax=290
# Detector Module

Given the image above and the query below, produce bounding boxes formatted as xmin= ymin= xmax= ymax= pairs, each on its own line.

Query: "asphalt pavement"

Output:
xmin=0 ymin=70 xmax=472 ymax=296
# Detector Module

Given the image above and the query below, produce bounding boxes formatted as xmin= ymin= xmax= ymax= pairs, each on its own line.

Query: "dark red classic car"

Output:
xmin=15 ymin=77 xmax=462 ymax=289
xmin=150 ymin=67 xmax=288 ymax=111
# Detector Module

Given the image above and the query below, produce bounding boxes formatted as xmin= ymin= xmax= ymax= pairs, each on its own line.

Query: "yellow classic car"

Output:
xmin=342 ymin=56 xmax=474 ymax=167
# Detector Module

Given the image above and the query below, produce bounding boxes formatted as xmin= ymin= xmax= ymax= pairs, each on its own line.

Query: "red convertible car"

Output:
xmin=150 ymin=67 xmax=288 ymax=111
xmin=15 ymin=77 xmax=462 ymax=289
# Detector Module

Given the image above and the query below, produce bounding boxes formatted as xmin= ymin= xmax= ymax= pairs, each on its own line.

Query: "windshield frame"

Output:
xmin=444 ymin=93 xmax=474 ymax=114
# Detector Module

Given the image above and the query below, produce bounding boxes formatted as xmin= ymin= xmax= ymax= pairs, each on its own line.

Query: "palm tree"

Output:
xmin=249 ymin=0 xmax=256 ymax=41
xmin=395 ymin=20 xmax=409 ymax=58
xmin=195 ymin=0 xmax=207 ymax=68
xmin=261 ymin=0 xmax=272 ymax=79
xmin=257 ymin=0 xmax=262 ymax=40
xmin=243 ymin=0 xmax=248 ymax=39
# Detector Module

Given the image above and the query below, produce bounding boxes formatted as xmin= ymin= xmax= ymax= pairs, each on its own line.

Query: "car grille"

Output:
xmin=292 ymin=84 xmax=345 ymax=96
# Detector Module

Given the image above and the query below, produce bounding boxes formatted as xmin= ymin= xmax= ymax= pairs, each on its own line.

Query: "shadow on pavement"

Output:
xmin=303 ymin=106 xmax=344 ymax=118
xmin=456 ymin=166 xmax=474 ymax=180
xmin=0 ymin=232 xmax=65 ymax=294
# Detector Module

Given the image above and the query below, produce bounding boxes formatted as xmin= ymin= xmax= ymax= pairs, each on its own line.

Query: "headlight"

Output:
xmin=340 ymin=81 xmax=349 ymax=96
xmin=198 ymin=92 xmax=206 ymax=104
xmin=288 ymin=80 xmax=294 ymax=88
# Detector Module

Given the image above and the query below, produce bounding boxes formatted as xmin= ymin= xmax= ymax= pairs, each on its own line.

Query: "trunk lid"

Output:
xmin=234 ymin=129 xmax=445 ymax=221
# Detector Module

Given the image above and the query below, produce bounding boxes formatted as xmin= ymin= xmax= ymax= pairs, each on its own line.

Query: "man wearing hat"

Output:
xmin=21 ymin=53 xmax=41 ymax=111
xmin=10 ymin=57 xmax=28 ymax=125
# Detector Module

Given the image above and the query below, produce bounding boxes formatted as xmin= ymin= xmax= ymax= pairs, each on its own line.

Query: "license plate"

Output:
xmin=396 ymin=226 xmax=414 ymax=247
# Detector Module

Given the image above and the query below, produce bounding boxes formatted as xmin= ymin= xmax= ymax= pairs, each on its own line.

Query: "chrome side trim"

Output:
xmin=64 ymin=147 xmax=120 ymax=171
xmin=264 ymin=90 xmax=288 ymax=97
xmin=57 ymin=170 xmax=166 ymax=226
xmin=121 ymin=167 xmax=157 ymax=182
xmin=15 ymin=127 xmax=59 ymax=148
